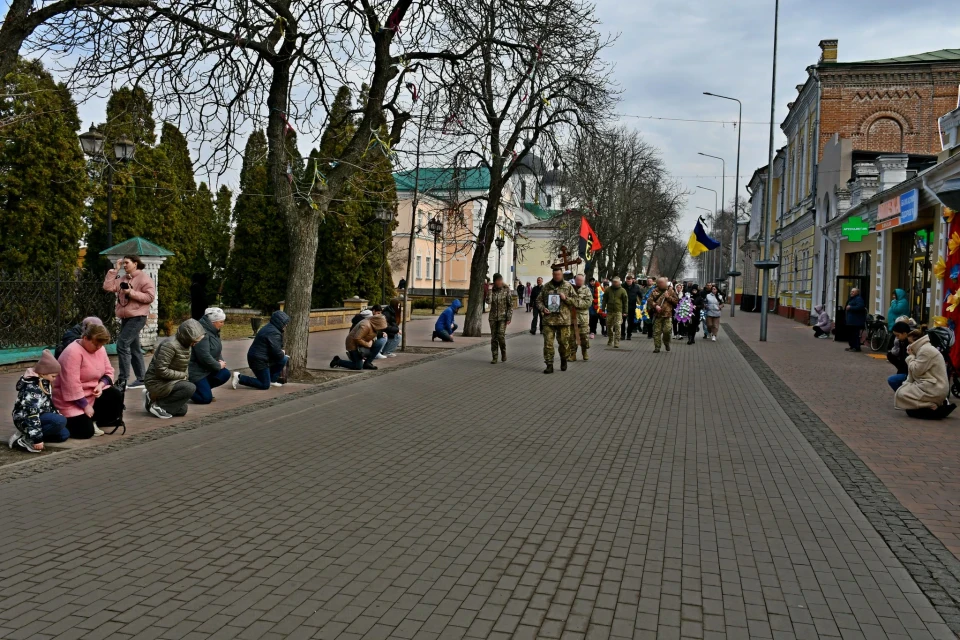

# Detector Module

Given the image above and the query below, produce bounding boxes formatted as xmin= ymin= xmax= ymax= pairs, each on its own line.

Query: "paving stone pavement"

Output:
xmin=0 ymin=331 xmax=956 ymax=639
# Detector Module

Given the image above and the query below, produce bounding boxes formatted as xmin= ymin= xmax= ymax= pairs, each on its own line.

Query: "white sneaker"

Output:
xmin=271 ymin=381 xmax=284 ymax=387
xmin=8 ymin=432 xmax=18 ymax=449
xmin=148 ymin=404 xmax=172 ymax=419
xmin=710 ymin=335 xmax=716 ymax=342
xmin=375 ymin=353 xmax=387 ymax=359
xmin=231 ymin=371 xmax=240 ymax=390
xmin=93 ymin=425 xmax=105 ymax=436
xmin=386 ymin=353 xmax=397 ymax=358
xmin=142 ymin=388 xmax=151 ymax=412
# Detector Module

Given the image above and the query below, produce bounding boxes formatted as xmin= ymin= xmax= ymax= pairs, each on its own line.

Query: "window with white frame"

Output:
xmin=426 ymin=257 xmax=432 ymax=280
xmin=416 ymin=255 xmax=422 ymax=279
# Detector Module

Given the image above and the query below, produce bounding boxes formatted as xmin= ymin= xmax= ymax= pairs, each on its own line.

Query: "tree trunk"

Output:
xmin=463 ymin=193 xmax=501 ymax=337
xmin=265 ymin=58 xmax=319 ymax=375
xmin=0 ymin=0 xmax=31 ymax=80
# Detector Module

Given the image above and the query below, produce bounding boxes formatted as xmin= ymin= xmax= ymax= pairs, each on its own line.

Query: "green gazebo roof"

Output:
xmin=99 ymin=236 xmax=175 ymax=257
xmin=522 ymin=201 xmax=562 ymax=220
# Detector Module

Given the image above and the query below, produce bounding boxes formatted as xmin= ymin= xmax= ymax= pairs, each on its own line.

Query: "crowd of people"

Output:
xmin=7 ymin=254 xmax=297 ymax=453
xmin=813 ymin=288 xmax=957 ymax=420
xmin=516 ymin=269 xmax=727 ymax=373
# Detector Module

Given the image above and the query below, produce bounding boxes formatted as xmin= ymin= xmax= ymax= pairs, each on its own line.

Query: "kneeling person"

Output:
xmin=333 ymin=306 xmax=388 ymax=370
xmin=234 ymin=311 xmax=290 ymax=390
xmin=9 ymin=350 xmax=69 ymax=453
xmin=144 ymin=319 xmax=205 ymax=419
xmin=189 ymin=307 xmax=231 ymax=404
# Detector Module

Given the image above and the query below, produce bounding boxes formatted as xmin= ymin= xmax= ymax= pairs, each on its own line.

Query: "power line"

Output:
xmin=615 ymin=113 xmax=773 ymax=125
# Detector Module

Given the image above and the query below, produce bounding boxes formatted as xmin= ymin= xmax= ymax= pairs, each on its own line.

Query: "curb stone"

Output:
xmin=725 ymin=323 xmax=960 ymax=633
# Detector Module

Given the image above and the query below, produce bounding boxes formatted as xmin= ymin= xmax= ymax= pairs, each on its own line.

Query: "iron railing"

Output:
xmin=0 ymin=268 xmax=119 ymax=350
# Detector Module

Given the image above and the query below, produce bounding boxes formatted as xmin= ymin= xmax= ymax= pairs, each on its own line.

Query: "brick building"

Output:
xmin=771 ymin=41 xmax=960 ymax=323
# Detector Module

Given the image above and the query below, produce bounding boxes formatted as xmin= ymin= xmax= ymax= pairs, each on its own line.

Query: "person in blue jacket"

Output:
xmin=887 ymin=288 xmax=910 ymax=329
xmin=233 ymin=310 xmax=290 ymax=389
xmin=844 ymin=288 xmax=867 ymax=352
xmin=433 ymin=299 xmax=462 ymax=342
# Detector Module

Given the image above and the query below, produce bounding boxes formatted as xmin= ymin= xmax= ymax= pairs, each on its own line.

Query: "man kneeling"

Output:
xmin=331 ymin=306 xmax=387 ymax=370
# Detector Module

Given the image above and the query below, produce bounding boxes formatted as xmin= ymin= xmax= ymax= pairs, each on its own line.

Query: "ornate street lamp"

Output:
xmin=495 ymin=230 xmax=506 ymax=276
xmin=79 ymin=124 xmax=135 ymax=248
xmin=427 ymin=216 xmax=443 ymax=312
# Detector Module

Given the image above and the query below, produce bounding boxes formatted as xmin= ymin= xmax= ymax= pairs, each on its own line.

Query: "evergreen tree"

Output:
xmin=0 ymin=58 xmax=87 ymax=274
xmin=84 ymin=87 xmax=159 ymax=270
xmin=200 ymin=184 xmax=232 ymax=304
xmin=224 ymin=130 xmax=288 ymax=310
xmin=311 ymin=86 xmax=397 ymax=307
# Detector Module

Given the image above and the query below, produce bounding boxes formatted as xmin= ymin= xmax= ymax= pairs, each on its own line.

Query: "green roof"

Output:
xmin=522 ymin=202 xmax=562 ymax=221
xmin=394 ymin=167 xmax=490 ymax=193
xmin=842 ymin=49 xmax=960 ymax=65
xmin=99 ymin=236 xmax=174 ymax=257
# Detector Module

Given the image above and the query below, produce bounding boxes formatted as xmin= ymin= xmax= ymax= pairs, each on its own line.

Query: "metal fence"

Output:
xmin=0 ymin=269 xmax=119 ymax=350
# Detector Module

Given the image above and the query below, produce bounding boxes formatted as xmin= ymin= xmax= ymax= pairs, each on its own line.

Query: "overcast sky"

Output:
xmin=596 ymin=0 xmax=960 ymax=234
xmin=40 ymin=0 xmax=960 ymax=235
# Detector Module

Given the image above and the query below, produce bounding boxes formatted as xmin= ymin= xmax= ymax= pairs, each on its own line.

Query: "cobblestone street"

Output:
xmin=1 ymin=324 xmax=958 ymax=639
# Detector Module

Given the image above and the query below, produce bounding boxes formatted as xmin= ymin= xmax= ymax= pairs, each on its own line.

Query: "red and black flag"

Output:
xmin=578 ymin=217 xmax=602 ymax=269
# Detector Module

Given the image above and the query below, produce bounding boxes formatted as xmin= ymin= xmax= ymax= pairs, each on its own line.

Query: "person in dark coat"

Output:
xmin=190 ymin=273 xmax=209 ymax=321
xmin=886 ymin=321 xmax=911 ymax=391
xmin=622 ymin=274 xmax=643 ymax=340
xmin=381 ymin=299 xmax=402 ymax=357
xmin=234 ymin=310 xmax=290 ymax=390
xmin=188 ymin=307 xmax=230 ymax=404
xmin=687 ymin=285 xmax=704 ymax=345
xmin=529 ymin=277 xmax=544 ymax=334
xmin=844 ymin=288 xmax=867 ymax=352
xmin=54 ymin=316 xmax=103 ymax=359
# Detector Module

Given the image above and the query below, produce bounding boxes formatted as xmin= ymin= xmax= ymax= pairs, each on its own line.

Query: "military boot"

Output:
xmin=569 ymin=352 xmax=577 ymax=362
xmin=582 ymin=346 xmax=589 ymax=361
xmin=544 ymin=363 xmax=554 ymax=374
xmin=560 ymin=357 xmax=568 ymax=372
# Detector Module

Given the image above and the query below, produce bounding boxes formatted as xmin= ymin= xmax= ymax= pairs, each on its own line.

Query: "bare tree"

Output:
xmin=43 ymin=0 xmax=485 ymax=374
xmin=429 ymin=0 xmax=615 ymax=336
xmin=0 ymin=0 xmax=153 ymax=83
xmin=555 ymin=127 xmax=686 ymax=279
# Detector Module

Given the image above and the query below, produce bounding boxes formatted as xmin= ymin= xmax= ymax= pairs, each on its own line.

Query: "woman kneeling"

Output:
xmin=894 ymin=330 xmax=956 ymax=420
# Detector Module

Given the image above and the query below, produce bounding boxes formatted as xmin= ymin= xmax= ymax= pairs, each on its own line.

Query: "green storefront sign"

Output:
xmin=841 ymin=216 xmax=870 ymax=242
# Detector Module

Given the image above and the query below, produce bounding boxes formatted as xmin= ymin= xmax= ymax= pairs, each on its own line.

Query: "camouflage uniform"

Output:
xmin=646 ymin=286 xmax=679 ymax=352
xmin=568 ymin=284 xmax=593 ymax=360
xmin=601 ymin=284 xmax=629 ymax=348
xmin=537 ymin=278 xmax=576 ymax=366
xmin=488 ymin=284 xmax=514 ymax=363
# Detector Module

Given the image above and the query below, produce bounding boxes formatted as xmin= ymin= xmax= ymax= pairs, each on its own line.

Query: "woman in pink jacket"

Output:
xmin=53 ymin=324 xmax=126 ymax=438
xmin=103 ymin=255 xmax=156 ymax=390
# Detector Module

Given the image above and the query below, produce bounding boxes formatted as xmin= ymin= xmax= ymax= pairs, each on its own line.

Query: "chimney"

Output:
xmin=819 ymin=39 xmax=838 ymax=64
xmin=849 ymin=162 xmax=879 ymax=207
xmin=875 ymin=155 xmax=909 ymax=191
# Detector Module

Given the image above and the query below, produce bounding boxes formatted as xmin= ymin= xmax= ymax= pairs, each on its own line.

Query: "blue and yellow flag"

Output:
xmin=687 ymin=219 xmax=720 ymax=257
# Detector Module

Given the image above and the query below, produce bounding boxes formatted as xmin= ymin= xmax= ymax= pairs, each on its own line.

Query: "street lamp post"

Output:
xmin=375 ymin=207 xmax=395 ymax=304
xmin=495 ymin=230 xmax=506 ymax=276
xmin=704 ymin=92 xmax=743 ymax=317
xmin=759 ymin=0 xmax=781 ymax=342
xmin=79 ymin=124 xmax=135 ymax=248
xmin=427 ymin=217 xmax=443 ymax=313
xmin=697 ymin=186 xmax=718 ymax=283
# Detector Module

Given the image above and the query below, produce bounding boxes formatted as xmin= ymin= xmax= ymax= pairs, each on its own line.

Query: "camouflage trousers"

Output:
xmin=607 ymin=312 xmax=622 ymax=346
xmin=567 ymin=323 xmax=590 ymax=357
xmin=490 ymin=319 xmax=507 ymax=360
xmin=653 ymin=316 xmax=672 ymax=350
xmin=542 ymin=324 xmax=571 ymax=364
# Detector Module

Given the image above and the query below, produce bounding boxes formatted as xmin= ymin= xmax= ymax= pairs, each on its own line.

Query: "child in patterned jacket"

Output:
xmin=9 ymin=350 xmax=69 ymax=453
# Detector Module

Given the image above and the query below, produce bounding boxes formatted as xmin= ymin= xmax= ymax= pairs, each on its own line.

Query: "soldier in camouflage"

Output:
xmin=601 ymin=276 xmax=629 ymax=348
xmin=646 ymin=277 xmax=680 ymax=353
xmin=537 ymin=267 xmax=577 ymax=374
xmin=568 ymin=274 xmax=593 ymax=361
xmin=487 ymin=273 xmax=513 ymax=364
